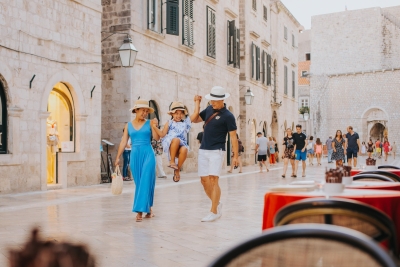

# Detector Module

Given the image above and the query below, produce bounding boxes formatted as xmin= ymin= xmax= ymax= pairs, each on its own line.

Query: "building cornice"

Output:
xmin=224 ymin=7 xmax=238 ymax=19
xmin=274 ymin=0 xmax=303 ymax=29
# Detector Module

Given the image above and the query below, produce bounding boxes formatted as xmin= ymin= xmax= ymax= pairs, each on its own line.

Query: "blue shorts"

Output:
xmin=295 ymin=150 xmax=307 ymax=161
xmin=347 ymin=147 xmax=358 ymax=158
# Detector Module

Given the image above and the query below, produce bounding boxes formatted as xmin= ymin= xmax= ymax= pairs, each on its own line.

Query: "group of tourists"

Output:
xmin=115 ymin=86 xmax=238 ymax=222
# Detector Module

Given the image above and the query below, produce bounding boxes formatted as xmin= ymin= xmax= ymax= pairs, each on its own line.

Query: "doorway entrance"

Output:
xmin=46 ymin=82 xmax=74 ymax=184
xmin=370 ymin=123 xmax=385 ymax=142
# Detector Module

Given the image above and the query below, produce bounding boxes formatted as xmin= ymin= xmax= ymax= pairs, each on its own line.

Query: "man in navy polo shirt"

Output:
xmin=346 ymin=126 xmax=361 ymax=167
xmin=292 ymin=124 xmax=308 ymax=177
xmin=193 ymin=86 xmax=238 ymax=222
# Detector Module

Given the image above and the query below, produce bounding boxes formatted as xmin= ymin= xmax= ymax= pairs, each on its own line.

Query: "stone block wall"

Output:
xmin=0 ymin=0 xmax=102 ymax=193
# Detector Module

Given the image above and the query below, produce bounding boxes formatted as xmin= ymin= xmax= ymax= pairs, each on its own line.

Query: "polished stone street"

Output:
xmin=0 ymin=155 xmax=398 ymax=267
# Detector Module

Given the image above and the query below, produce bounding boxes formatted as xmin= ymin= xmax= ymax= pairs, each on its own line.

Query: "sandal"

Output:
xmin=144 ymin=212 xmax=155 ymax=218
xmin=136 ymin=214 xmax=143 ymax=222
xmin=282 ymin=175 xmax=285 ymax=178
xmin=168 ymin=164 xmax=179 ymax=170
xmin=173 ymin=170 xmax=180 ymax=182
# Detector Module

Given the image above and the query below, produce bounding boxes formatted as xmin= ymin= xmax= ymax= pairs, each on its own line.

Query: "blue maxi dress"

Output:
xmin=127 ymin=120 xmax=156 ymax=213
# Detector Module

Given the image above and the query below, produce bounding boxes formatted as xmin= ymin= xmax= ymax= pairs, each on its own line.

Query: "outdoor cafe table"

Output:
xmin=351 ymin=168 xmax=400 ymax=177
xmin=262 ymin=189 xmax=400 ymax=249
xmin=346 ymin=181 xmax=400 ymax=191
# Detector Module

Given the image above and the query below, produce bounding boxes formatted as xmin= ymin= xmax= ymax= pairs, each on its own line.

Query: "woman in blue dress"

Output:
xmin=115 ymin=100 xmax=160 ymax=222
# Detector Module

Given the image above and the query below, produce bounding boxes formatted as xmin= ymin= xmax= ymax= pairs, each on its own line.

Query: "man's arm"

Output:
xmin=302 ymin=139 xmax=308 ymax=152
xmin=230 ymin=131 xmax=239 ymax=167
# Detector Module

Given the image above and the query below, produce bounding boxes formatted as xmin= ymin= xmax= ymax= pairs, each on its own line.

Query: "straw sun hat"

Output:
xmin=168 ymin=101 xmax=188 ymax=115
xmin=130 ymin=99 xmax=154 ymax=113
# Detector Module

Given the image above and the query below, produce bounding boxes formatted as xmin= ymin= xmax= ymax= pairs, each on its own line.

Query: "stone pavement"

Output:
xmin=0 ymin=155 xmax=398 ymax=267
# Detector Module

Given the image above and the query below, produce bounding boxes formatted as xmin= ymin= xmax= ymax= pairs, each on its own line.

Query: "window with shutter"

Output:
xmin=207 ymin=7 xmax=216 ymax=58
xmin=284 ymin=65 xmax=288 ymax=95
xmin=251 ymin=43 xmax=254 ymax=79
xmin=252 ymin=0 xmax=257 ymax=11
xmin=234 ymin=28 xmax=240 ymax=68
xmin=227 ymin=20 xmax=235 ymax=65
xmin=261 ymin=51 xmax=265 ymax=84
xmin=284 ymin=26 xmax=287 ymax=40
xmin=292 ymin=70 xmax=295 ymax=97
xmin=166 ymin=0 xmax=179 ymax=35
xmin=263 ymin=6 xmax=267 ymax=21
xmin=148 ymin=0 xmax=162 ymax=33
xmin=267 ymin=54 xmax=271 ymax=85
xmin=256 ymin=46 xmax=260 ymax=81
xmin=183 ymin=0 xmax=194 ymax=47
xmin=292 ymin=34 xmax=295 ymax=47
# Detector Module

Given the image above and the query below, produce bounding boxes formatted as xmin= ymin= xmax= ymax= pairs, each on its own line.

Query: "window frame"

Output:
xmin=299 ymin=97 xmax=309 ymax=107
xmin=292 ymin=33 xmax=295 ymax=47
xmin=284 ymin=26 xmax=288 ymax=40
xmin=166 ymin=0 xmax=179 ymax=35
xmin=263 ymin=5 xmax=268 ymax=21
xmin=206 ymin=6 xmax=216 ymax=59
xmin=147 ymin=0 xmax=163 ymax=33
xmin=227 ymin=20 xmax=240 ymax=68
xmin=306 ymin=53 xmax=311 ymax=61
xmin=301 ymin=70 xmax=307 ymax=77
xmin=0 ymin=81 xmax=7 ymax=154
xmin=292 ymin=70 xmax=295 ymax=98
xmin=182 ymin=0 xmax=194 ymax=48
xmin=252 ymin=0 xmax=257 ymax=11
xmin=284 ymin=65 xmax=288 ymax=95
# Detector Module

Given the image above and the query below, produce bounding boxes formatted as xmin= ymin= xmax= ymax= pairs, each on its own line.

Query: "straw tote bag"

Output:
xmin=111 ymin=167 xmax=123 ymax=195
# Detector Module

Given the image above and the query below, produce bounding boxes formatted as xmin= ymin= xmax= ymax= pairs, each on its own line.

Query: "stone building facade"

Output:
xmin=310 ymin=6 xmax=400 ymax=146
xmin=297 ymin=29 xmax=311 ymax=134
xmin=238 ymin=0 xmax=303 ymax=165
xmin=102 ymin=0 xmax=302 ymax=171
xmin=0 ymin=0 xmax=102 ymax=193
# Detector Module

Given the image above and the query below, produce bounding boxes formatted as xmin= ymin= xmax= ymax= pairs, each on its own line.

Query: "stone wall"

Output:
xmin=310 ymin=6 xmax=400 ymax=146
xmin=0 ymin=0 xmax=102 ymax=193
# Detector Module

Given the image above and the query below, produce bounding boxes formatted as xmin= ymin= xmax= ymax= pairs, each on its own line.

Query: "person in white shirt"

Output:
xmin=256 ymin=132 xmax=270 ymax=173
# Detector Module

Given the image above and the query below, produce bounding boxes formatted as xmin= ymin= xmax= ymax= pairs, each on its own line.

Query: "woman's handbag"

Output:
xmin=111 ymin=167 xmax=123 ymax=195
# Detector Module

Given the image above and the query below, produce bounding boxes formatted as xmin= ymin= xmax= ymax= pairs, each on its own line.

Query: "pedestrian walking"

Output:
xmin=268 ymin=137 xmax=276 ymax=165
xmin=326 ymin=136 xmax=333 ymax=163
xmin=228 ymin=134 xmax=244 ymax=173
xmin=292 ymin=124 xmax=308 ymax=177
xmin=375 ymin=139 xmax=381 ymax=158
xmin=122 ymin=130 xmax=132 ymax=181
xmin=315 ymin=138 xmax=323 ymax=166
xmin=345 ymin=126 xmax=361 ymax=167
xmin=383 ymin=138 xmax=390 ymax=161
xmin=151 ymin=138 xmax=167 ymax=178
xmin=273 ymin=137 xmax=279 ymax=163
xmin=151 ymin=98 xmax=201 ymax=182
xmin=331 ymin=130 xmax=346 ymax=167
xmin=281 ymin=128 xmax=295 ymax=178
xmin=392 ymin=142 xmax=397 ymax=159
xmin=115 ymin=99 xmax=159 ymax=222
xmin=255 ymin=132 xmax=270 ymax=173
xmin=193 ymin=86 xmax=238 ymax=222
xmin=361 ymin=141 xmax=367 ymax=156
xmin=342 ymin=130 xmax=348 ymax=163
xmin=367 ymin=138 xmax=374 ymax=158
xmin=307 ymin=136 xmax=315 ymax=165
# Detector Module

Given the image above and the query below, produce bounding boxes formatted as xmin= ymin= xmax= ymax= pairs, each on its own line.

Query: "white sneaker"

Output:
xmin=201 ymin=212 xmax=221 ymax=222
xmin=217 ymin=202 xmax=223 ymax=215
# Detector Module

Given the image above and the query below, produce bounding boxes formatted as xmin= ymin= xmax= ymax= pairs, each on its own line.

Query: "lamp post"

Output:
xmin=244 ymin=89 xmax=255 ymax=105
xmin=102 ymin=32 xmax=138 ymax=67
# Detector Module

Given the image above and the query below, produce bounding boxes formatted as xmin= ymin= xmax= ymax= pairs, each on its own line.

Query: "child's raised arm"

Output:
xmin=151 ymin=121 xmax=169 ymax=138
xmin=190 ymin=95 xmax=202 ymax=122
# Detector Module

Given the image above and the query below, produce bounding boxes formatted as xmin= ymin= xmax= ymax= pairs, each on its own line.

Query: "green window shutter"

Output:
xmin=256 ymin=46 xmax=260 ymax=81
xmin=261 ymin=51 xmax=265 ymax=84
xmin=235 ymin=28 xmax=240 ymax=68
xmin=228 ymin=20 xmax=235 ymax=65
xmin=183 ymin=0 xmax=194 ymax=47
xmin=251 ymin=42 xmax=254 ymax=79
xmin=284 ymin=65 xmax=288 ymax=95
xmin=292 ymin=70 xmax=295 ymax=97
xmin=167 ymin=0 xmax=179 ymax=35
xmin=207 ymin=7 xmax=216 ymax=58
xmin=267 ymin=54 xmax=271 ymax=85
xmin=263 ymin=6 xmax=268 ymax=21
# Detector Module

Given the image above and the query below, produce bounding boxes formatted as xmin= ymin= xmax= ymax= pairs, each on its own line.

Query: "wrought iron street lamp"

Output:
xmin=244 ymin=89 xmax=255 ymax=105
xmin=118 ymin=37 xmax=138 ymax=67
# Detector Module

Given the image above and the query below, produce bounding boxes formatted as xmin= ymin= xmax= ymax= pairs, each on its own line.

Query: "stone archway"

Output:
xmin=361 ymin=107 xmax=388 ymax=142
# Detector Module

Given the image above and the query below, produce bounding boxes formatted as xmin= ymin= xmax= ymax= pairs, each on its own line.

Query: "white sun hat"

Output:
xmin=205 ymin=86 xmax=230 ymax=100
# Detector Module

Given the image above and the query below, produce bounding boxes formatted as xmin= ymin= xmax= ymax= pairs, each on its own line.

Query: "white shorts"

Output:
xmin=198 ymin=149 xmax=225 ymax=177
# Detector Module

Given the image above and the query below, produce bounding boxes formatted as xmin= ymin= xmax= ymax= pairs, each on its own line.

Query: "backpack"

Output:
xmin=238 ymin=139 xmax=244 ymax=153
xmin=269 ymin=144 xmax=275 ymax=154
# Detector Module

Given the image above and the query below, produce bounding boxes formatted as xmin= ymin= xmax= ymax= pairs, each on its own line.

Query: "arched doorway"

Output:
xmin=271 ymin=111 xmax=278 ymax=140
xmin=47 ymin=82 xmax=74 ymax=184
xmin=370 ymin=123 xmax=385 ymax=142
xmin=0 ymin=79 xmax=7 ymax=154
